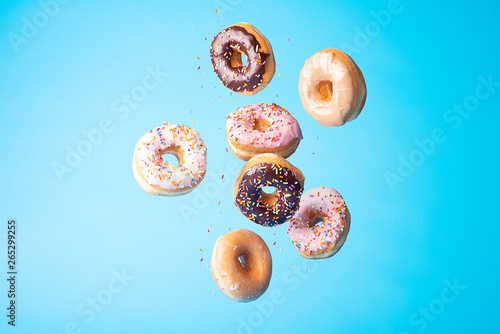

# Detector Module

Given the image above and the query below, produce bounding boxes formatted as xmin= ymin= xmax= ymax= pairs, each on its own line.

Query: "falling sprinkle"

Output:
xmin=213 ymin=292 xmax=216 ymax=296
xmin=222 ymin=174 xmax=224 ymax=179
xmin=218 ymin=201 xmax=221 ymax=205
xmin=192 ymin=121 xmax=195 ymax=125
xmin=200 ymin=249 xmax=203 ymax=252
xmin=273 ymin=242 xmax=276 ymax=245
xmin=197 ymin=57 xmax=200 ymax=60
xmin=280 ymin=248 xmax=282 ymax=252
xmin=215 ymin=8 xmax=218 ymax=13
xmin=278 ymin=73 xmax=282 ymax=78
xmin=200 ymin=258 xmax=203 ymax=261
xmin=192 ymin=26 xmax=195 ymax=29
xmin=229 ymin=228 xmax=231 ymax=231
xmin=285 ymin=276 xmax=289 ymax=280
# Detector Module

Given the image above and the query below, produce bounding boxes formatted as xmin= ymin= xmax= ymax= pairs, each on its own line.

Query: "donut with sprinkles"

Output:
xmin=211 ymin=22 xmax=275 ymax=95
xmin=233 ymin=153 xmax=305 ymax=227
xmin=226 ymin=103 xmax=303 ymax=161
xmin=132 ymin=122 xmax=207 ymax=196
xmin=288 ymin=187 xmax=351 ymax=259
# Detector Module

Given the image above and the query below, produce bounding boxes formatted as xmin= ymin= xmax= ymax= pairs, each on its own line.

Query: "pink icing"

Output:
xmin=287 ymin=187 xmax=349 ymax=255
xmin=226 ymin=103 xmax=302 ymax=149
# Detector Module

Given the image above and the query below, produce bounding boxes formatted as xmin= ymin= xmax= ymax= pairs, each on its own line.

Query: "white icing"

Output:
xmin=299 ymin=51 xmax=355 ymax=126
xmin=135 ymin=122 xmax=207 ymax=191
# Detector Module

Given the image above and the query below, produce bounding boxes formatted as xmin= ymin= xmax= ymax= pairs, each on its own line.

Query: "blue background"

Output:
xmin=1 ymin=0 xmax=499 ymax=333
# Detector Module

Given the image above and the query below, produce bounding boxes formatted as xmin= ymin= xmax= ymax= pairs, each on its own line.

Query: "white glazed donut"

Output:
xmin=287 ymin=187 xmax=350 ymax=259
xmin=298 ymin=48 xmax=367 ymax=127
xmin=132 ymin=122 xmax=207 ymax=196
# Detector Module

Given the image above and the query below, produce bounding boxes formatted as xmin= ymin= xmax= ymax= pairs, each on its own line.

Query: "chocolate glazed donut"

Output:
xmin=211 ymin=23 xmax=276 ymax=96
xmin=234 ymin=154 xmax=305 ymax=227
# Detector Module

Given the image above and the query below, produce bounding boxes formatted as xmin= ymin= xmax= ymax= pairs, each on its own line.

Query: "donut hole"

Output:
xmin=230 ymin=50 xmax=248 ymax=70
xmin=261 ymin=185 xmax=277 ymax=194
xmin=261 ymin=186 xmax=278 ymax=206
xmin=160 ymin=147 xmax=182 ymax=167
xmin=238 ymin=254 xmax=249 ymax=271
xmin=307 ymin=210 xmax=326 ymax=228
xmin=241 ymin=53 xmax=248 ymax=66
xmin=314 ymin=80 xmax=333 ymax=102
xmin=161 ymin=153 xmax=179 ymax=167
xmin=254 ymin=119 xmax=270 ymax=131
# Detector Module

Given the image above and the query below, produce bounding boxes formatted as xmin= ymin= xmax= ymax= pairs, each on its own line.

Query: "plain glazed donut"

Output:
xmin=211 ymin=22 xmax=275 ymax=95
xmin=211 ymin=229 xmax=272 ymax=302
xmin=132 ymin=122 xmax=207 ymax=196
xmin=288 ymin=187 xmax=351 ymax=259
xmin=298 ymin=48 xmax=367 ymax=127
xmin=234 ymin=153 xmax=305 ymax=227
xmin=226 ymin=103 xmax=303 ymax=161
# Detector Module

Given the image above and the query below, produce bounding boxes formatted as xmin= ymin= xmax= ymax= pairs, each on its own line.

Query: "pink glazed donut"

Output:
xmin=287 ymin=187 xmax=351 ymax=259
xmin=226 ymin=103 xmax=302 ymax=161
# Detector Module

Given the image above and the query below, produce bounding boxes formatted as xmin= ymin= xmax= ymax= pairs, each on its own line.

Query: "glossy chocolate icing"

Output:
xmin=235 ymin=162 xmax=304 ymax=227
xmin=211 ymin=25 xmax=270 ymax=93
